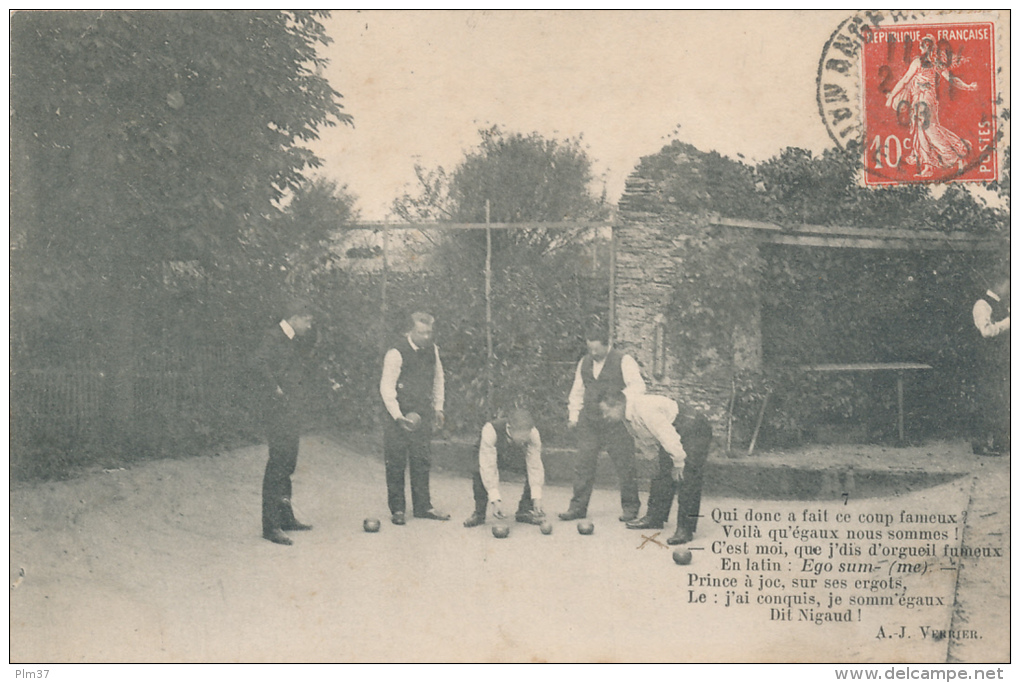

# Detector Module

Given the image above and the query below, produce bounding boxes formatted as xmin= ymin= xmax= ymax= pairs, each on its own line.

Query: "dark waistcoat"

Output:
xmin=394 ymin=336 xmax=437 ymax=418
xmin=580 ymin=349 xmax=625 ymax=421
xmin=978 ymin=295 xmax=1010 ymax=365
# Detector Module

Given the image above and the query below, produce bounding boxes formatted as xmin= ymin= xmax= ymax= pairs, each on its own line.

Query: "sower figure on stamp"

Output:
xmin=463 ymin=407 xmax=546 ymax=528
xmin=599 ymin=390 xmax=713 ymax=545
xmin=380 ymin=311 xmax=450 ymax=525
xmin=559 ymin=323 xmax=646 ymax=523
xmin=255 ymin=298 xmax=318 ymax=546
xmin=971 ymin=274 xmax=1010 ymax=456
xmin=885 ymin=34 xmax=978 ymax=179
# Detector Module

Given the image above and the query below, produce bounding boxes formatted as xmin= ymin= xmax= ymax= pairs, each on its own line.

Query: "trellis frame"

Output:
xmin=341 ymin=218 xmax=616 ymax=412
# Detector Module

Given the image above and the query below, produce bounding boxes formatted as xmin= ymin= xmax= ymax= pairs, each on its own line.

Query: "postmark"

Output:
xmin=817 ymin=11 xmax=1001 ymax=186
xmin=817 ymin=12 xmax=876 ymax=151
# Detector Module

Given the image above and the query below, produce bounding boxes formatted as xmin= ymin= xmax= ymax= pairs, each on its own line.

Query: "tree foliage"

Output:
xmin=270 ymin=177 xmax=360 ymax=278
xmin=392 ymin=125 xmax=609 ymax=257
xmin=11 ymin=10 xmax=350 ymax=269
xmin=632 ymin=140 xmax=764 ymax=219
xmin=387 ymin=126 xmax=612 ymax=429
xmin=448 ymin=126 xmax=607 ymax=223
xmin=390 ymin=164 xmax=455 ymax=223
xmin=754 ymin=145 xmax=1006 ymax=234
xmin=10 ymin=10 xmax=353 ymax=468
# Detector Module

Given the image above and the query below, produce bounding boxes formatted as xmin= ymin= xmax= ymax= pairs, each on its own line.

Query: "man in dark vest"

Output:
xmin=559 ymin=324 xmax=646 ymax=522
xmin=254 ymin=298 xmax=317 ymax=545
xmin=599 ymin=390 xmax=713 ymax=545
xmin=971 ymin=275 xmax=1010 ymax=455
xmin=463 ymin=407 xmax=546 ymax=528
xmin=380 ymin=311 xmax=450 ymax=524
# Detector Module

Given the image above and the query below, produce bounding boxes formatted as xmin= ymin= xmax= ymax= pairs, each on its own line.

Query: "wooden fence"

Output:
xmin=10 ymin=344 xmax=252 ymax=476
xmin=11 ymin=367 xmax=106 ymax=430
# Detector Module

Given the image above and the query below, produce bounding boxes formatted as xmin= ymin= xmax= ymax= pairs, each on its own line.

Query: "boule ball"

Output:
xmin=492 ymin=524 xmax=510 ymax=539
xmin=577 ymin=520 xmax=595 ymax=535
xmin=402 ymin=412 xmax=422 ymax=431
xmin=539 ymin=521 xmax=553 ymax=535
xmin=363 ymin=518 xmax=381 ymax=533
xmin=673 ymin=548 xmax=693 ymax=565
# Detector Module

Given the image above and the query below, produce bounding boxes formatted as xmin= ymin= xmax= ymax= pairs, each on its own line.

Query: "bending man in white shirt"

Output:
xmin=599 ymin=390 xmax=713 ymax=545
xmin=463 ymin=408 xmax=546 ymax=527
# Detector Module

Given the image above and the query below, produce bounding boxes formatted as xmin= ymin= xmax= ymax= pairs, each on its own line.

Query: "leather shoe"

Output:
xmin=415 ymin=508 xmax=451 ymax=521
xmin=558 ymin=509 xmax=586 ymax=521
xmin=667 ymin=529 xmax=694 ymax=545
xmin=391 ymin=512 xmax=406 ymax=525
xmin=619 ymin=511 xmax=640 ymax=523
xmin=516 ymin=510 xmax=546 ymax=525
xmin=263 ymin=529 xmax=293 ymax=546
xmin=281 ymin=520 xmax=313 ymax=531
xmin=626 ymin=516 xmax=664 ymax=530
xmin=463 ymin=512 xmax=486 ymax=528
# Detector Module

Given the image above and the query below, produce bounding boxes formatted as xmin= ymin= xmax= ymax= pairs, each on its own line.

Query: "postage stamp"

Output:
xmin=817 ymin=11 xmax=1000 ymax=187
xmin=861 ymin=20 xmax=997 ymax=186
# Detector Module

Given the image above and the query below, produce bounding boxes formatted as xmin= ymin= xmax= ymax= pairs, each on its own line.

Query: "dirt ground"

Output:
xmin=8 ymin=434 xmax=1010 ymax=663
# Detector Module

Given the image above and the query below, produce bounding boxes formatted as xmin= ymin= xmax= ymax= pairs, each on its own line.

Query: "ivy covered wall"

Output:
xmin=616 ymin=143 xmax=765 ymax=440
xmin=614 ymin=141 xmax=1003 ymax=451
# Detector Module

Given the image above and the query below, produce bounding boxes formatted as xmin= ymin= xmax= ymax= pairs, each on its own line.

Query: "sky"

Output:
xmin=308 ymin=11 xmax=859 ymax=221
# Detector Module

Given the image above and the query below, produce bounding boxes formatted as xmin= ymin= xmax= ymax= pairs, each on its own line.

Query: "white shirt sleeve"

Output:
xmin=478 ymin=423 xmax=500 ymax=502
xmin=433 ymin=346 xmax=445 ymax=412
xmin=380 ymin=348 xmax=403 ymax=420
xmin=567 ymin=359 xmax=585 ymax=423
xmin=525 ymin=428 xmax=544 ymax=501
xmin=621 ymin=354 xmax=647 ymax=395
xmin=634 ymin=397 xmax=687 ymax=469
xmin=973 ymin=299 xmax=1010 ymax=338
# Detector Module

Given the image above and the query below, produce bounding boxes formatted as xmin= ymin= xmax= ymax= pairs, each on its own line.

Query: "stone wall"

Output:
xmin=614 ymin=172 xmax=763 ymax=443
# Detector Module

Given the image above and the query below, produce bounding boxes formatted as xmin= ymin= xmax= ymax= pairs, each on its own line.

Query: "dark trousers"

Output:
xmin=262 ymin=412 xmax=301 ymax=534
xmin=644 ymin=413 xmax=712 ymax=533
xmin=471 ymin=470 xmax=534 ymax=517
xmin=974 ymin=355 xmax=1010 ymax=452
xmin=384 ymin=417 xmax=434 ymax=515
xmin=567 ymin=418 xmax=639 ymax=515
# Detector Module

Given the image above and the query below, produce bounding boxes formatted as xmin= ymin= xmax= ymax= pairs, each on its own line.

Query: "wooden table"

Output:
xmin=798 ymin=362 xmax=934 ymax=442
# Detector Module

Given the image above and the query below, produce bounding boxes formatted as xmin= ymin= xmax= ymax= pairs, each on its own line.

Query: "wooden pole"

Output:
xmin=485 ymin=200 xmax=493 ymax=411
xmin=748 ymin=388 xmax=771 ymax=456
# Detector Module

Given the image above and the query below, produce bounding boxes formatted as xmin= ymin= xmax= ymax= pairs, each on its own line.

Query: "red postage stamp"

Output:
xmin=861 ymin=20 xmax=997 ymax=186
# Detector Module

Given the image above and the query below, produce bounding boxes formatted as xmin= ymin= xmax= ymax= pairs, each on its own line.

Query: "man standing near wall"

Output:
xmin=380 ymin=311 xmax=451 ymax=524
xmin=559 ymin=323 xmax=646 ymax=523
xmin=255 ymin=298 xmax=317 ymax=546
xmin=971 ymin=274 xmax=1010 ymax=456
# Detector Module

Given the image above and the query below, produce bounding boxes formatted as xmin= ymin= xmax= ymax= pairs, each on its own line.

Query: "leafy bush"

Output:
xmin=305 ymin=238 xmax=609 ymax=445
